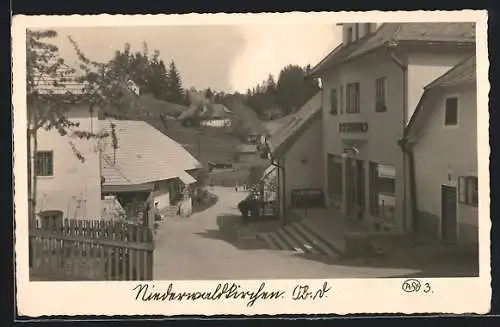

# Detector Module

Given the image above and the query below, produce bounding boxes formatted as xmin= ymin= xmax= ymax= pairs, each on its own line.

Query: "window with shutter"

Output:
xmin=346 ymin=83 xmax=360 ymax=113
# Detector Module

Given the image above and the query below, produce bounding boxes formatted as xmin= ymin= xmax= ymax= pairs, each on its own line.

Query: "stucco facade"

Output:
xmin=36 ymin=104 xmax=102 ymax=221
xmin=410 ymin=84 xmax=478 ymax=244
xmin=319 ymin=43 xmax=474 ymax=233
xmin=277 ymin=114 xmax=324 ymax=221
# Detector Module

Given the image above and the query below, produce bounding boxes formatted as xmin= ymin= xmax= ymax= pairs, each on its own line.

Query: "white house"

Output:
xmin=35 ymin=104 xmax=102 ymax=226
xmin=308 ymin=22 xmax=475 ymax=233
xmin=267 ymin=92 xmax=324 ymax=223
xmin=402 ymin=56 xmax=478 ymax=245
xmin=33 ymin=73 xmax=103 ymax=227
xmin=199 ymin=104 xmax=233 ymax=128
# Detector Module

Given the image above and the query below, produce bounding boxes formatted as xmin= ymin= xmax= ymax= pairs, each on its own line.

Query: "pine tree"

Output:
xmin=205 ymin=88 xmax=214 ymax=100
xmin=147 ymin=50 xmax=169 ymax=100
xmin=166 ymin=60 xmax=185 ymax=104
xmin=266 ymin=74 xmax=277 ymax=94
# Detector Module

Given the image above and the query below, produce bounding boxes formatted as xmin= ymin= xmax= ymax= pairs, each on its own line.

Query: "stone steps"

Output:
xmin=294 ymin=221 xmax=342 ymax=259
xmin=257 ymin=220 xmax=342 ymax=260
xmin=283 ymin=225 xmax=320 ymax=255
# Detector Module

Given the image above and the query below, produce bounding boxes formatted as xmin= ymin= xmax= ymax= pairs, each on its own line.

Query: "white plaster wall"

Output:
xmin=36 ymin=104 xmax=102 ymax=220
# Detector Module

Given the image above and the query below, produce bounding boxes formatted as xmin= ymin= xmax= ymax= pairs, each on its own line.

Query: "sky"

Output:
xmin=48 ymin=25 xmax=342 ymax=93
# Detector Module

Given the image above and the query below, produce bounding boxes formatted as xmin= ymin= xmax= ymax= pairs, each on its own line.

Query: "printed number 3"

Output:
xmin=423 ymin=283 xmax=432 ymax=293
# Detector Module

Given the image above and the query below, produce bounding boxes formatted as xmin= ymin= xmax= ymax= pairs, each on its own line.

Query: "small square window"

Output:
xmin=444 ymin=97 xmax=458 ymax=126
xmin=35 ymin=151 xmax=54 ymax=177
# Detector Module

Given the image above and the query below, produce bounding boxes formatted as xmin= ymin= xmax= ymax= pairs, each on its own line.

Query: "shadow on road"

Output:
xmin=192 ymin=190 xmax=219 ymax=214
xmin=194 ymin=214 xmax=283 ymax=251
xmin=195 ymin=228 xmax=269 ymax=250
xmin=290 ymin=248 xmax=479 ymax=278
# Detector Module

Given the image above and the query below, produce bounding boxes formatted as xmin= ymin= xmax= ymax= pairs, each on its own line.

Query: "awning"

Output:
xmin=178 ymin=171 xmax=196 ymax=185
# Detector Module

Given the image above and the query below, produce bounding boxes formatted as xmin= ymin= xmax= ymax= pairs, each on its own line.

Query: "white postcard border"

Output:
xmin=13 ymin=10 xmax=491 ymax=316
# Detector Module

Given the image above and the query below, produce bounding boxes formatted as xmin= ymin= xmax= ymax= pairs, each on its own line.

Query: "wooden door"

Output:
xmin=441 ymin=185 xmax=458 ymax=243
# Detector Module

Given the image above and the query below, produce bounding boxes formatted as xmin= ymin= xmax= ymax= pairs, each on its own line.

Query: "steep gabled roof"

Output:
xmin=310 ymin=23 xmax=475 ymax=76
xmin=424 ymin=55 xmax=476 ymax=89
xmin=269 ymin=92 xmax=322 ymax=157
xmin=99 ymin=120 xmax=202 ymax=187
xmin=199 ymin=103 xmax=233 ymax=119
xmin=404 ymin=55 xmax=476 ymax=142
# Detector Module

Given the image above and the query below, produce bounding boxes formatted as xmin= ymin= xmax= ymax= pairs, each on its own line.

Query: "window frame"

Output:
xmin=346 ymin=82 xmax=360 ymax=114
xmin=330 ymin=88 xmax=338 ymax=115
xmin=339 ymin=85 xmax=344 ymax=114
xmin=364 ymin=23 xmax=372 ymax=35
xmin=347 ymin=27 xmax=353 ymax=43
xmin=35 ymin=150 xmax=54 ymax=177
xmin=444 ymin=96 xmax=459 ymax=127
xmin=375 ymin=77 xmax=387 ymax=112
xmin=458 ymin=175 xmax=478 ymax=207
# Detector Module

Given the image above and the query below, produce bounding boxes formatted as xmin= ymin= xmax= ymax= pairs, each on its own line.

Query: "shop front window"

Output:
xmin=369 ymin=162 xmax=396 ymax=223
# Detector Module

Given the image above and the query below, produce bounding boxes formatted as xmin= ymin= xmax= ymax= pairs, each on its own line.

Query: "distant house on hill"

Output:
xmin=199 ymin=103 xmax=233 ymax=127
xmin=180 ymin=102 xmax=233 ymax=128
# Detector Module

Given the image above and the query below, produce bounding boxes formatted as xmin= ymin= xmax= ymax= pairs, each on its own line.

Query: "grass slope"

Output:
xmin=146 ymin=119 xmax=241 ymax=168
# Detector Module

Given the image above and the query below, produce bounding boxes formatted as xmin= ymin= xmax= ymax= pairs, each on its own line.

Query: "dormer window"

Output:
xmin=347 ymin=27 xmax=353 ymax=43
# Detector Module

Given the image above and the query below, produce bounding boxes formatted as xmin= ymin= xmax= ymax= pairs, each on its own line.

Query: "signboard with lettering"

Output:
xmin=339 ymin=122 xmax=369 ymax=133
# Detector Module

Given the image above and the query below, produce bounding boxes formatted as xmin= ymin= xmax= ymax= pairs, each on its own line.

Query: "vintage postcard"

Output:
xmin=13 ymin=10 xmax=490 ymax=317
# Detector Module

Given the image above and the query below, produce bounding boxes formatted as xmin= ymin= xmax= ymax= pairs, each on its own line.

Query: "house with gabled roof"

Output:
xmin=401 ymin=56 xmax=478 ymax=245
xmin=266 ymin=92 xmax=324 ymax=223
xmin=99 ymin=119 xmax=202 ymax=219
xmin=180 ymin=102 xmax=233 ymax=128
xmin=307 ymin=22 xmax=476 ymax=234
xmin=32 ymin=68 xmax=105 ymax=227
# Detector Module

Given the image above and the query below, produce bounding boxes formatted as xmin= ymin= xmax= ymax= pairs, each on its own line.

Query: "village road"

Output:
xmin=153 ymin=186 xmax=419 ymax=280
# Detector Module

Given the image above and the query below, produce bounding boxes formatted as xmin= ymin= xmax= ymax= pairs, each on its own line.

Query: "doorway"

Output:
xmin=346 ymin=158 xmax=365 ymax=219
xmin=441 ymin=185 xmax=458 ymax=243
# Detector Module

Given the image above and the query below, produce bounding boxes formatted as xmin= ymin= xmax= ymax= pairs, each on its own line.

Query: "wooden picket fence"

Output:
xmin=29 ymin=219 xmax=154 ymax=281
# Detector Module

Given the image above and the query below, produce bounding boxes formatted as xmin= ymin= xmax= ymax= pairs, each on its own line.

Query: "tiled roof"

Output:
xmin=99 ymin=119 xmax=201 ymax=186
xmin=404 ymin=55 xmax=477 ymax=140
xmin=199 ymin=103 xmax=233 ymax=119
xmin=178 ymin=103 xmax=232 ymax=120
xmin=33 ymin=66 xmax=89 ymax=95
xmin=425 ymin=55 xmax=476 ymax=89
xmin=264 ymin=114 xmax=297 ymax=135
xmin=269 ymin=92 xmax=322 ymax=156
xmin=310 ymin=23 xmax=475 ymax=75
